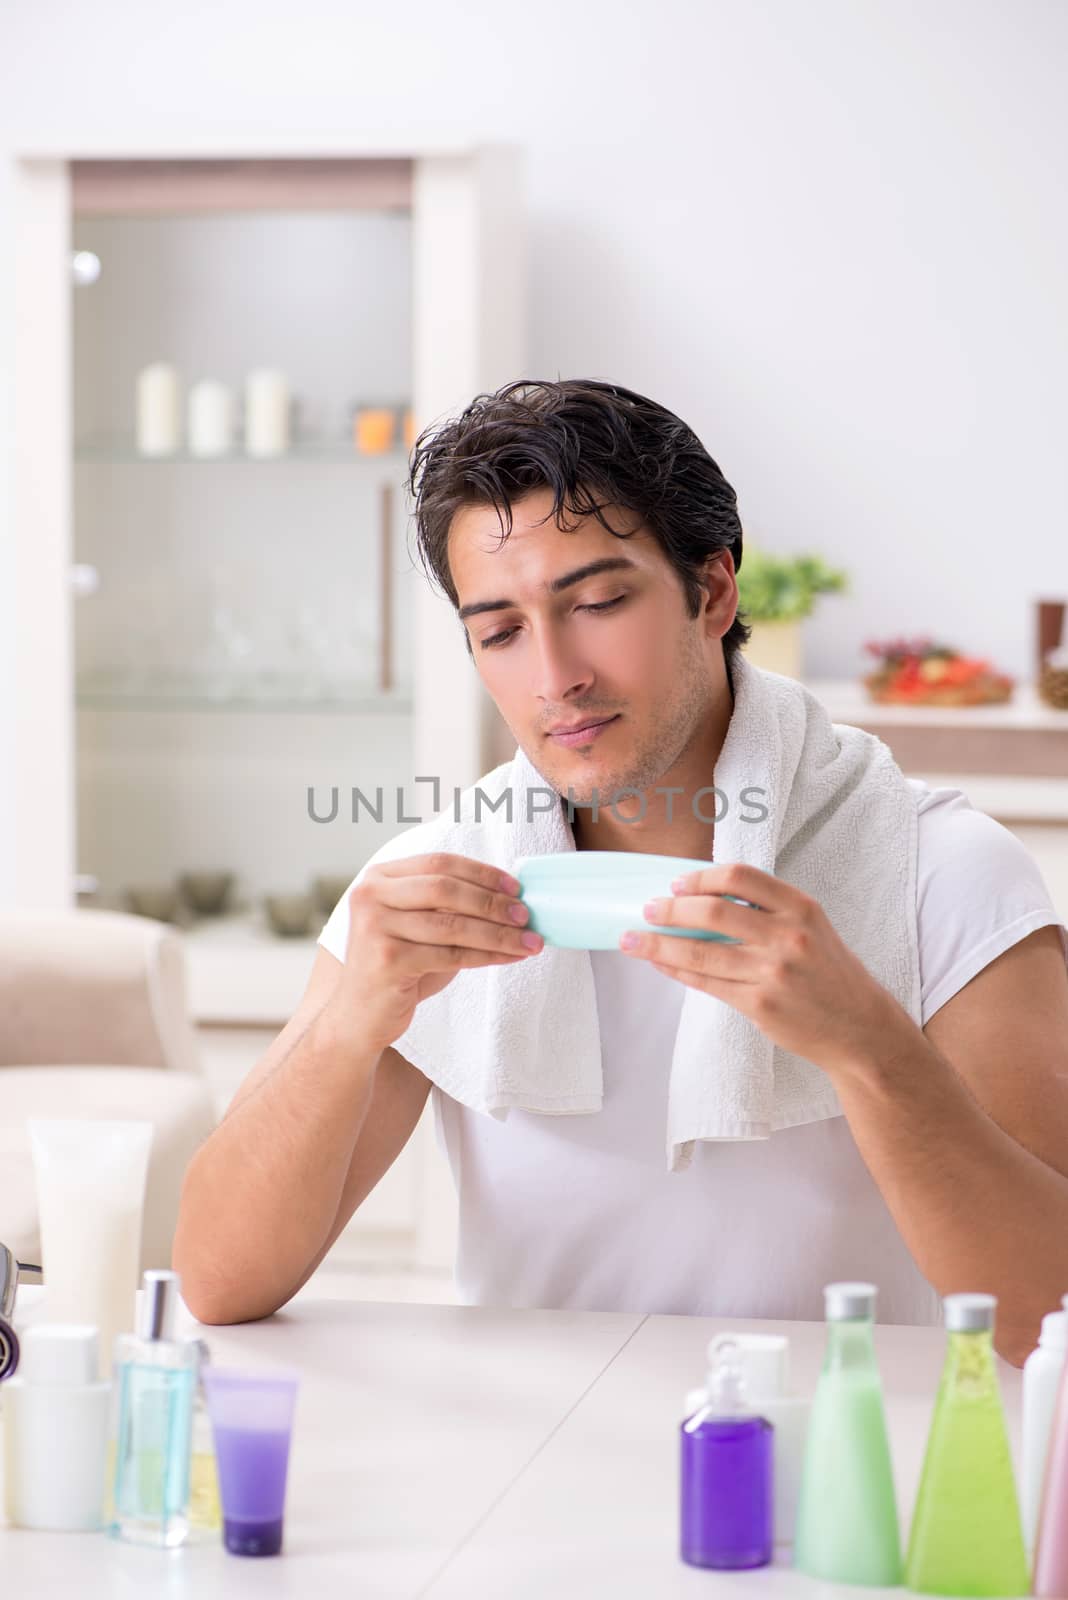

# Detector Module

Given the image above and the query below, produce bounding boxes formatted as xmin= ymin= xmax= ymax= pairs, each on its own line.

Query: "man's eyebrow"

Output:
xmin=457 ymin=557 xmax=639 ymax=622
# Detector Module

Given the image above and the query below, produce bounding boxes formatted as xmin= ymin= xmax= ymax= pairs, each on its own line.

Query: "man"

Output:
xmin=174 ymin=379 xmax=1068 ymax=1366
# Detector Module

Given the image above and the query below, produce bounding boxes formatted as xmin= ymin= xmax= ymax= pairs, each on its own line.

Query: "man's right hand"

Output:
xmin=328 ymin=852 xmax=544 ymax=1051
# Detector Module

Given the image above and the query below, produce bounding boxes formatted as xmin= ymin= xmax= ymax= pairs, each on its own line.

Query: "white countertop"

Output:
xmin=0 ymin=1293 xmax=1026 ymax=1598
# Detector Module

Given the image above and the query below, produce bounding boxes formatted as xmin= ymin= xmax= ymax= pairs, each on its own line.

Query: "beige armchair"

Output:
xmin=0 ymin=909 xmax=217 ymax=1274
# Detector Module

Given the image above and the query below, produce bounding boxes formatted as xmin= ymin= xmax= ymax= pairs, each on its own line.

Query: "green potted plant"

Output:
xmin=736 ymin=549 xmax=848 ymax=678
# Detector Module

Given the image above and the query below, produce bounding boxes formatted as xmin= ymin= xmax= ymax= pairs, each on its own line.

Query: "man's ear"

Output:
xmin=700 ymin=549 xmax=738 ymax=625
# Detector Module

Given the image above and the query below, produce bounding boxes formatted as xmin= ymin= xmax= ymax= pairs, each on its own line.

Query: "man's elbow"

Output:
xmin=995 ymin=1313 xmax=1043 ymax=1370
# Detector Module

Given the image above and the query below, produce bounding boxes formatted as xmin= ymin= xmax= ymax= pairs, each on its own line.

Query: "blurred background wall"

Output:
xmin=1 ymin=0 xmax=1066 ymax=683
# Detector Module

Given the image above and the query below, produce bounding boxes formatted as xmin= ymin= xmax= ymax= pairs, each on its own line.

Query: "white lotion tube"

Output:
xmin=136 ymin=362 xmax=180 ymax=455
xmin=244 ymin=368 xmax=289 ymax=456
xmin=27 ymin=1119 xmax=154 ymax=1382
xmin=1023 ymin=1309 xmax=1068 ymax=1550
xmin=188 ymin=379 xmax=234 ymax=457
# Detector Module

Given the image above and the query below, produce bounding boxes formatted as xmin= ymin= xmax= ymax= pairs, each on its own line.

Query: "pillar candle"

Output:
xmin=188 ymin=380 xmax=234 ymax=458
xmin=136 ymin=363 xmax=180 ymax=456
xmin=245 ymin=369 xmax=289 ymax=457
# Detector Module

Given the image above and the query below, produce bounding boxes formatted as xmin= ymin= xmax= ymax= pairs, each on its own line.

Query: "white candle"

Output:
xmin=245 ymin=368 xmax=289 ymax=457
xmin=136 ymin=362 xmax=180 ymax=456
xmin=188 ymin=379 xmax=234 ymax=457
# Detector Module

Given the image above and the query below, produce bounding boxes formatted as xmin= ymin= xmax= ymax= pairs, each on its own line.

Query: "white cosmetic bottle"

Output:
xmin=684 ymin=1331 xmax=810 ymax=1548
xmin=1022 ymin=1307 xmax=1068 ymax=1551
xmin=3 ymin=1324 xmax=111 ymax=1530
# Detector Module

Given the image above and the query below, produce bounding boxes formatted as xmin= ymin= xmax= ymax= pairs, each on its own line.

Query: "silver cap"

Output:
xmin=137 ymin=1269 xmax=180 ymax=1341
xmin=0 ymin=1245 xmax=42 ymax=1321
xmin=824 ymin=1281 xmax=878 ymax=1321
xmin=944 ymin=1292 xmax=997 ymax=1333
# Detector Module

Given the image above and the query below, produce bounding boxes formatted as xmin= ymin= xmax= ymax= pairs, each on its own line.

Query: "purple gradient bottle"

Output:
xmin=200 ymin=1366 xmax=299 ymax=1557
xmin=680 ymin=1335 xmax=774 ymax=1570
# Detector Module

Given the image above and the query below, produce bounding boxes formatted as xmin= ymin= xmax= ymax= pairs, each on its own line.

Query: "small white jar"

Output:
xmin=3 ymin=1324 xmax=111 ymax=1530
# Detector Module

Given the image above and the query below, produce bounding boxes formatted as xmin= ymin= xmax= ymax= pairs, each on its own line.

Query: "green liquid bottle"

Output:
xmin=794 ymin=1281 xmax=903 ymax=1586
xmin=905 ymin=1293 xmax=1029 ymax=1597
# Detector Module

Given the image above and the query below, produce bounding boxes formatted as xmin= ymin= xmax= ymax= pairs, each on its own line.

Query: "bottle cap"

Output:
xmin=20 ymin=1323 xmax=98 ymax=1386
xmin=1040 ymin=1311 xmax=1068 ymax=1351
xmin=138 ymin=1269 xmax=180 ymax=1341
xmin=705 ymin=1336 xmax=751 ymax=1415
xmin=944 ymin=1292 xmax=996 ymax=1332
xmin=706 ymin=1331 xmax=788 ymax=1398
xmin=824 ymin=1281 xmax=877 ymax=1321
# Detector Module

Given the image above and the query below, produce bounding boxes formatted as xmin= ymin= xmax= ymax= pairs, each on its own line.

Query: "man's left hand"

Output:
xmin=620 ymin=862 xmax=910 ymax=1075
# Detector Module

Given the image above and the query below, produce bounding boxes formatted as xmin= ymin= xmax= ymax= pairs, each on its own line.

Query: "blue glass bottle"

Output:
xmin=108 ymin=1269 xmax=197 ymax=1548
xmin=680 ymin=1335 xmax=774 ymax=1569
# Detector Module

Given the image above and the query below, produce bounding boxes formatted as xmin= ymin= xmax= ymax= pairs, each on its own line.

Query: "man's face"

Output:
xmin=448 ymin=487 xmax=737 ymax=805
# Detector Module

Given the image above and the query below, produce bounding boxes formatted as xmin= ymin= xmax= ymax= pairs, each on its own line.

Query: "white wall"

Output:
xmin=2 ymin=0 xmax=1066 ymax=771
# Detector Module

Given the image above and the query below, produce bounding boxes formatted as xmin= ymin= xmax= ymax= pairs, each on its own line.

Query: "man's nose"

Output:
xmin=532 ymin=622 xmax=595 ymax=705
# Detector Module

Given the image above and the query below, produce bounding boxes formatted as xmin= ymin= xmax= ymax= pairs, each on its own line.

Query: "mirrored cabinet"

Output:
xmin=9 ymin=146 xmax=524 ymax=1265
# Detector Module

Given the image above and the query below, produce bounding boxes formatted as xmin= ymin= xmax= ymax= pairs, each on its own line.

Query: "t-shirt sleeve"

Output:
xmin=913 ymin=783 xmax=1068 ymax=1024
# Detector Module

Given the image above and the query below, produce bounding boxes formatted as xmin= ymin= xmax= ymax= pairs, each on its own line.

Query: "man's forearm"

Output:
xmin=173 ymin=1005 xmax=382 ymax=1325
xmin=831 ymin=1015 xmax=1068 ymax=1366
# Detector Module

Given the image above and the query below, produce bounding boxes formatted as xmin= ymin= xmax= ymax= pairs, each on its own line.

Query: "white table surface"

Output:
xmin=0 ymin=1293 xmax=1026 ymax=1599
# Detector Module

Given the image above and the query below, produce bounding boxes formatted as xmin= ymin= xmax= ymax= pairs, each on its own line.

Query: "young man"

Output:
xmin=174 ymin=379 xmax=1068 ymax=1366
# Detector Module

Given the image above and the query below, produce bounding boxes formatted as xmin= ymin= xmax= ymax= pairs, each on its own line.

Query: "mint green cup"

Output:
xmin=515 ymin=851 xmax=753 ymax=950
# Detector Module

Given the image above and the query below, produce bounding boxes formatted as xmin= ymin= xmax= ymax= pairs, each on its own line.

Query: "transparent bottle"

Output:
xmin=108 ymin=1269 xmax=198 ymax=1548
xmin=185 ymin=1336 xmax=222 ymax=1537
xmin=680 ymin=1335 xmax=773 ymax=1570
xmin=793 ymin=1281 xmax=902 ymax=1586
xmin=906 ymin=1293 xmax=1029 ymax=1597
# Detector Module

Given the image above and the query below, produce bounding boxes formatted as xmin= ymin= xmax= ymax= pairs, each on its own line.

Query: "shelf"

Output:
xmin=181 ymin=912 xmax=321 ymax=1024
xmin=804 ymin=679 xmax=1067 ymax=731
xmin=76 ymin=684 xmax=412 ymax=714
xmin=74 ymin=438 xmax=411 ymax=469
xmin=803 ymin=678 xmax=1068 ymax=780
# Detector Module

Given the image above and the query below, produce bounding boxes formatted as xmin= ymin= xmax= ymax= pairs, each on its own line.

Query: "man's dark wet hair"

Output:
xmin=407 ymin=377 xmax=751 ymax=663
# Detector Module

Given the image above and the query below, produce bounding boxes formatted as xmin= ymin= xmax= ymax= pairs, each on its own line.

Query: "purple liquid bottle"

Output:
xmin=680 ymin=1335 xmax=774 ymax=1570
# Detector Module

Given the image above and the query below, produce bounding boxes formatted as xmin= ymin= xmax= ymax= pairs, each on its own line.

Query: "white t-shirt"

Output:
xmin=318 ymin=780 xmax=1068 ymax=1325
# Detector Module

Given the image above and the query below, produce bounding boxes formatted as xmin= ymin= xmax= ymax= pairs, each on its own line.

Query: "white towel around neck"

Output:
xmin=340 ymin=655 xmax=921 ymax=1172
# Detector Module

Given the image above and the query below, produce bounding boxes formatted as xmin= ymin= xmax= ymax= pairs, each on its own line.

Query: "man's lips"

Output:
xmin=546 ymin=714 xmax=621 ymax=745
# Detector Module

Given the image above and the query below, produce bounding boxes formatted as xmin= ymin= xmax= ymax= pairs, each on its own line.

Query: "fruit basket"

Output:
xmin=862 ymin=637 xmax=1015 ymax=706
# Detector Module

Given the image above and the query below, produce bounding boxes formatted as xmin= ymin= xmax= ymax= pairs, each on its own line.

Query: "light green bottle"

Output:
xmin=794 ymin=1281 xmax=903 ymax=1586
xmin=905 ymin=1293 xmax=1029 ymax=1597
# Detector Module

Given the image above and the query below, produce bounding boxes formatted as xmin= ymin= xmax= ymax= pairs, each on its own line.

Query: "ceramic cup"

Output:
xmin=515 ymin=851 xmax=757 ymax=951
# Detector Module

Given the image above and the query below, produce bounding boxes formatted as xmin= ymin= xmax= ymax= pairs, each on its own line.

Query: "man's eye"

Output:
xmin=480 ymin=627 xmax=517 ymax=650
xmin=479 ymin=596 xmax=626 ymax=650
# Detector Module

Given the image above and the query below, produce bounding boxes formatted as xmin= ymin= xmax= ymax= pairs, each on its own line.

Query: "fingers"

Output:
xmin=373 ymin=852 xmax=519 ymax=896
xmin=626 ymin=932 xmax=761 ymax=981
xmin=377 ymin=905 xmax=543 ymax=959
xmin=642 ymin=892 xmax=766 ymax=944
xmin=355 ymin=852 xmax=541 ymax=960
xmin=668 ymin=862 xmax=789 ymax=914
